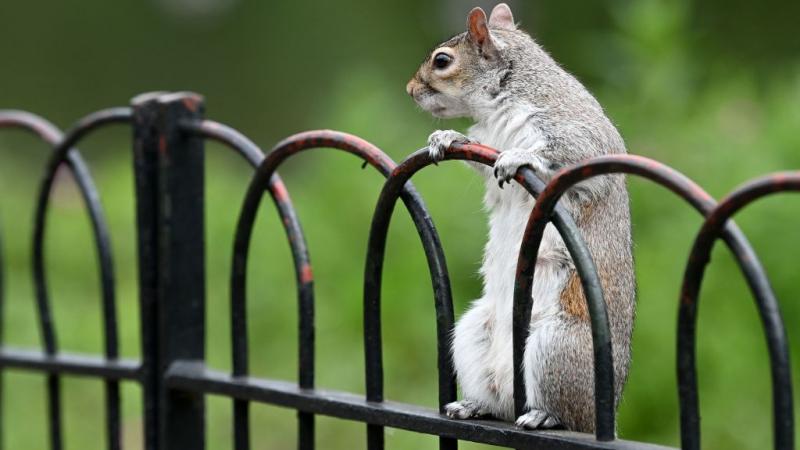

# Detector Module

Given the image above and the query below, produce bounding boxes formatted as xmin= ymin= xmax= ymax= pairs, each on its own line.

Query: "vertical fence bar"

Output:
xmin=156 ymin=92 xmax=206 ymax=450
xmin=133 ymin=92 xmax=165 ymax=450
xmin=132 ymin=92 xmax=207 ymax=450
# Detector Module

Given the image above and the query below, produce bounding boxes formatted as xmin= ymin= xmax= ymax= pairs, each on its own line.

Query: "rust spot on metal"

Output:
xmin=300 ymin=263 xmax=313 ymax=284
xmin=691 ymin=184 xmax=713 ymax=202
xmin=182 ymin=97 xmax=199 ymax=112
xmin=272 ymin=181 xmax=289 ymax=202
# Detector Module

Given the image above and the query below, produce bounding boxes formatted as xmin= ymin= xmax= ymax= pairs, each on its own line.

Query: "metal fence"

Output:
xmin=0 ymin=91 xmax=794 ymax=450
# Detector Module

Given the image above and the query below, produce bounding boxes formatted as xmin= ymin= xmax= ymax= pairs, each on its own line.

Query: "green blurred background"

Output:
xmin=1 ymin=0 xmax=799 ymax=448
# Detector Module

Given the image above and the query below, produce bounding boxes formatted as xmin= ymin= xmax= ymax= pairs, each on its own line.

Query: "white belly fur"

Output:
xmin=450 ymin=108 xmax=571 ymax=419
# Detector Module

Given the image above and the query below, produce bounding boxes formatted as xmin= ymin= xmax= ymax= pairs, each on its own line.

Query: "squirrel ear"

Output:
xmin=467 ymin=7 xmax=497 ymax=57
xmin=488 ymin=3 xmax=515 ymax=30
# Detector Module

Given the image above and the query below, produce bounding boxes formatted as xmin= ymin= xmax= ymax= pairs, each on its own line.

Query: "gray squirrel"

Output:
xmin=405 ymin=4 xmax=635 ymax=432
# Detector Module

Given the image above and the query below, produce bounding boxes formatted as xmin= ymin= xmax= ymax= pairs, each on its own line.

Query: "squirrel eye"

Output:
xmin=432 ymin=52 xmax=453 ymax=70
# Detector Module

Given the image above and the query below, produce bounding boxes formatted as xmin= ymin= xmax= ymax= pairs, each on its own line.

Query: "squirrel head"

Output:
xmin=406 ymin=3 xmax=528 ymax=119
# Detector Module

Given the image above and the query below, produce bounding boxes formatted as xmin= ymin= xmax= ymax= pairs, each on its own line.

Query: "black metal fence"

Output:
xmin=0 ymin=91 xmax=795 ymax=450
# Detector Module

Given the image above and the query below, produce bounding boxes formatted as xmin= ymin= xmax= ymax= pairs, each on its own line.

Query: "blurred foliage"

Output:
xmin=1 ymin=0 xmax=799 ymax=449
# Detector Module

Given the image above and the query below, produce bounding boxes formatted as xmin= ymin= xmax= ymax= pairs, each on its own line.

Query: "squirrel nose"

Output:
xmin=406 ymin=80 xmax=417 ymax=97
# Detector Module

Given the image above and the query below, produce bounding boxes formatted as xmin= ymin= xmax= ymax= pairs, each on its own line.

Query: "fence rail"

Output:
xmin=0 ymin=91 xmax=794 ymax=450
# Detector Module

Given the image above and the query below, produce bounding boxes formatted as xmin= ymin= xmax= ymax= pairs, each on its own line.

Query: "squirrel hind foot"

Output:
xmin=515 ymin=410 xmax=561 ymax=430
xmin=444 ymin=400 xmax=489 ymax=420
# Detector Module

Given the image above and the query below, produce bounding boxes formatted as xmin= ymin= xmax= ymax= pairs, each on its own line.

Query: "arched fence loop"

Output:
xmin=0 ymin=110 xmax=125 ymax=355
xmin=678 ymin=172 xmax=799 ymax=450
xmin=516 ymin=154 xmax=792 ymax=450
xmin=0 ymin=109 xmax=129 ymax=450
xmin=34 ymin=107 xmax=131 ymax=355
xmin=365 ymin=141 xmax=608 ymax=445
xmin=179 ymin=119 xmax=313 ymax=450
xmin=229 ymin=130 xmax=456 ymax=450
xmin=0 ymin=93 xmax=794 ymax=450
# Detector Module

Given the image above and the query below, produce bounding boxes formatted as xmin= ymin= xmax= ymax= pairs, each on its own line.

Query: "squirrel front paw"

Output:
xmin=515 ymin=409 xmax=561 ymax=429
xmin=427 ymin=130 xmax=471 ymax=164
xmin=444 ymin=400 xmax=488 ymax=419
xmin=493 ymin=148 xmax=548 ymax=189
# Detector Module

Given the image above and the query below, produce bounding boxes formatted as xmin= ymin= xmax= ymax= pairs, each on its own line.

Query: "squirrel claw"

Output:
xmin=515 ymin=410 xmax=561 ymax=430
xmin=444 ymin=400 xmax=487 ymax=420
xmin=427 ymin=129 xmax=470 ymax=166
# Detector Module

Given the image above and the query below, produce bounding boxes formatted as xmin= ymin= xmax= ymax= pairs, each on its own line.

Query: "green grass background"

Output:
xmin=1 ymin=0 xmax=800 ymax=448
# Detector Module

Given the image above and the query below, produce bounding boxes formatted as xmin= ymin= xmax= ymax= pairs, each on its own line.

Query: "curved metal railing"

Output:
xmin=514 ymin=154 xmax=792 ymax=450
xmin=0 ymin=109 xmax=128 ymax=450
xmin=678 ymin=172 xmax=799 ymax=450
xmin=225 ymin=129 xmax=456 ymax=450
xmin=363 ymin=142 xmax=612 ymax=445
xmin=0 ymin=92 xmax=794 ymax=450
xmin=179 ymin=119 xmax=313 ymax=450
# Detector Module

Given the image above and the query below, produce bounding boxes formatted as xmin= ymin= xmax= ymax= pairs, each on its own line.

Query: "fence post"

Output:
xmin=132 ymin=92 xmax=206 ymax=450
